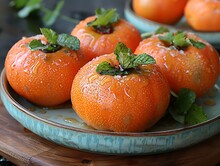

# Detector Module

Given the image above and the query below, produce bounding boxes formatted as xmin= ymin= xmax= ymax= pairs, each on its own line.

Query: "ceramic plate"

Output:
xmin=124 ymin=0 xmax=220 ymax=49
xmin=1 ymin=69 xmax=220 ymax=155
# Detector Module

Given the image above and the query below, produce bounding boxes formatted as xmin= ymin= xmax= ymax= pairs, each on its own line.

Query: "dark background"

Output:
xmin=0 ymin=0 xmax=126 ymax=70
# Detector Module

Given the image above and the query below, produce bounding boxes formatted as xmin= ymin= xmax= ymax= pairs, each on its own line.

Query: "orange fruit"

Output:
xmin=71 ymin=16 xmax=142 ymax=61
xmin=132 ymin=0 xmax=188 ymax=24
xmin=71 ymin=53 xmax=170 ymax=132
xmin=135 ymin=32 xmax=220 ymax=97
xmin=184 ymin=0 xmax=220 ymax=31
xmin=5 ymin=35 xmax=88 ymax=106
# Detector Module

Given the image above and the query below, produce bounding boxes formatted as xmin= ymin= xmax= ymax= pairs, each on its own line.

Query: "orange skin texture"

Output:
xmin=5 ymin=35 xmax=88 ymax=106
xmin=132 ymin=0 xmax=188 ymax=24
xmin=135 ymin=32 xmax=220 ymax=98
xmin=71 ymin=16 xmax=142 ymax=61
xmin=184 ymin=0 xmax=220 ymax=31
xmin=71 ymin=53 xmax=170 ymax=132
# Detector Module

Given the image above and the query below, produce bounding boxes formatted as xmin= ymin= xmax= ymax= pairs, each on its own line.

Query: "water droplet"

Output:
xmin=39 ymin=109 xmax=47 ymax=114
xmin=28 ymin=107 xmax=36 ymax=112
xmin=31 ymin=61 xmax=41 ymax=75
xmin=203 ymin=99 xmax=216 ymax=106
xmin=88 ymin=74 xmax=98 ymax=84
xmin=64 ymin=118 xmax=79 ymax=124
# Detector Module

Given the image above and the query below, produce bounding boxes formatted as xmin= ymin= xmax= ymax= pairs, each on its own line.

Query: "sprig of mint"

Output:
xmin=29 ymin=28 xmax=80 ymax=53
xmin=169 ymin=88 xmax=208 ymax=125
xmin=141 ymin=26 xmax=169 ymax=39
xmin=158 ymin=31 xmax=206 ymax=49
xmin=87 ymin=8 xmax=120 ymax=34
xmin=10 ymin=0 xmax=79 ymax=27
xmin=96 ymin=42 xmax=156 ymax=76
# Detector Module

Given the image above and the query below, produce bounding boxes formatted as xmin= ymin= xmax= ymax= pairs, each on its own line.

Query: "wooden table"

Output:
xmin=0 ymin=99 xmax=220 ymax=166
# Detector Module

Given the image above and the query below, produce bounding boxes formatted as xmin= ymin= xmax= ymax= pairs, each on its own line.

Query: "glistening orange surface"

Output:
xmin=5 ymin=35 xmax=88 ymax=106
xmin=184 ymin=0 xmax=220 ymax=31
xmin=135 ymin=32 xmax=220 ymax=97
xmin=71 ymin=53 xmax=170 ymax=132
xmin=132 ymin=0 xmax=188 ymax=24
xmin=71 ymin=16 xmax=142 ymax=61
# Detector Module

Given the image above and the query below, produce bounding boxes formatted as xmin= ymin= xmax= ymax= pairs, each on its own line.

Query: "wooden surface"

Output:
xmin=0 ymin=99 xmax=220 ymax=166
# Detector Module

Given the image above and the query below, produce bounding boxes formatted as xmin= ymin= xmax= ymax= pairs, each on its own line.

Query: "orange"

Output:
xmin=184 ymin=0 xmax=220 ymax=31
xmin=71 ymin=16 xmax=142 ymax=61
xmin=135 ymin=32 xmax=220 ymax=97
xmin=5 ymin=35 xmax=88 ymax=106
xmin=132 ymin=0 xmax=188 ymax=24
xmin=71 ymin=53 xmax=170 ymax=132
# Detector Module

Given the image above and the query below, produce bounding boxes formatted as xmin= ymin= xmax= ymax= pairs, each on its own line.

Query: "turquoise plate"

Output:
xmin=124 ymin=0 xmax=220 ymax=48
xmin=1 ymin=69 xmax=220 ymax=155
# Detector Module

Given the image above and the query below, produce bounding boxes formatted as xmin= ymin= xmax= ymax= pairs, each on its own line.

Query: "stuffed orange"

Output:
xmin=71 ymin=8 xmax=142 ymax=61
xmin=71 ymin=42 xmax=170 ymax=132
xmin=5 ymin=28 xmax=88 ymax=106
xmin=184 ymin=0 xmax=220 ymax=31
xmin=135 ymin=31 xmax=220 ymax=97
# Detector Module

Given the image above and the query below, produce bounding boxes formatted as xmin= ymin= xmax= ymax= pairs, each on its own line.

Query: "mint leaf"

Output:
xmin=42 ymin=0 xmax=64 ymax=27
xmin=173 ymin=32 xmax=190 ymax=48
xmin=10 ymin=0 xmax=28 ymax=9
xmin=29 ymin=28 xmax=80 ymax=53
xmin=158 ymin=32 xmax=174 ymax=45
xmin=57 ymin=34 xmax=80 ymax=50
xmin=185 ymin=104 xmax=208 ymax=125
xmin=114 ymin=42 xmax=134 ymax=69
xmin=18 ymin=0 xmax=41 ymax=18
xmin=172 ymin=88 xmax=196 ymax=115
xmin=189 ymin=39 xmax=206 ymax=49
xmin=169 ymin=88 xmax=208 ymax=125
xmin=29 ymin=39 xmax=48 ymax=51
xmin=88 ymin=8 xmax=119 ymax=27
xmin=97 ymin=42 xmax=155 ymax=76
xmin=40 ymin=28 xmax=58 ymax=44
xmin=133 ymin=53 xmax=156 ymax=66
xmin=158 ymin=31 xmax=206 ymax=50
xmin=155 ymin=26 xmax=169 ymax=34
xmin=87 ymin=8 xmax=119 ymax=34
xmin=96 ymin=61 xmax=129 ymax=76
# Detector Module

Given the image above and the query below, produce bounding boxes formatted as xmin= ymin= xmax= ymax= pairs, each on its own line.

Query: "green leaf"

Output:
xmin=114 ymin=42 xmax=134 ymax=69
xmin=155 ymin=26 xmax=169 ymax=34
xmin=96 ymin=61 xmax=129 ymax=76
xmin=173 ymin=88 xmax=196 ymax=115
xmin=57 ymin=34 xmax=80 ymax=50
xmin=173 ymin=32 xmax=190 ymax=48
xmin=17 ymin=0 xmax=41 ymax=18
xmin=42 ymin=0 xmax=64 ymax=27
xmin=96 ymin=42 xmax=156 ymax=76
xmin=29 ymin=39 xmax=48 ymax=51
xmin=40 ymin=28 xmax=58 ymax=44
xmin=133 ymin=53 xmax=156 ymax=66
xmin=158 ymin=32 xmax=174 ymax=45
xmin=185 ymin=104 xmax=208 ymax=125
xmin=29 ymin=28 xmax=80 ymax=52
xmin=87 ymin=8 xmax=119 ymax=28
xmin=189 ymin=39 xmax=206 ymax=49
xmin=158 ymin=31 xmax=206 ymax=50
xmin=10 ymin=0 xmax=28 ymax=9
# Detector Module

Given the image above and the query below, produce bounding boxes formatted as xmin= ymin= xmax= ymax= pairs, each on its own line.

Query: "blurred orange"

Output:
xmin=132 ymin=0 xmax=188 ymax=24
xmin=185 ymin=0 xmax=220 ymax=31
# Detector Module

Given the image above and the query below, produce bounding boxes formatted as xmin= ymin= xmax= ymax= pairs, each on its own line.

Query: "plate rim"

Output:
xmin=1 ymin=68 xmax=220 ymax=137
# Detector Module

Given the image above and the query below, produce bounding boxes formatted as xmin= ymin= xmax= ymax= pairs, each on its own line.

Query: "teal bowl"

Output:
xmin=124 ymin=0 xmax=220 ymax=48
xmin=1 ymin=69 xmax=220 ymax=155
